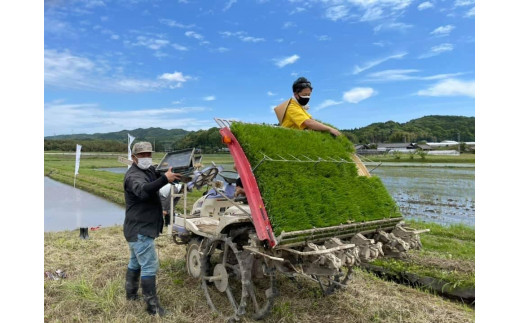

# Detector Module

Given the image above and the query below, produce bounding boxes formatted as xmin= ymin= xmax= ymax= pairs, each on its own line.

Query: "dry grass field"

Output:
xmin=44 ymin=226 xmax=474 ymax=323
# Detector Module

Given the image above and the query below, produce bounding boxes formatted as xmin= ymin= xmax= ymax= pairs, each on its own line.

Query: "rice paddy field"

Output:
xmin=371 ymin=166 xmax=474 ymax=227
xmin=44 ymin=147 xmax=475 ymax=322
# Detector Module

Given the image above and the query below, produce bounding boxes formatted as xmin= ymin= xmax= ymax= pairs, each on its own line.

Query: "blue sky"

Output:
xmin=44 ymin=0 xmax=475 ymax=136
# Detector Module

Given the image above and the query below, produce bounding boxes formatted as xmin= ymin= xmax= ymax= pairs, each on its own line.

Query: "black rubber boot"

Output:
xmin=141 ymin=276 xmax=167 ymax=316
xmin=79 ymin=227 xmax=89 ymax=240
xmin=125 ymin=268 xmax=140 ymax=300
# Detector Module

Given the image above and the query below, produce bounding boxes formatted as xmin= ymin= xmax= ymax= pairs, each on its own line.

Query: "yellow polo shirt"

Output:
xmin=281 ymin=98 xmax=312 ymax=130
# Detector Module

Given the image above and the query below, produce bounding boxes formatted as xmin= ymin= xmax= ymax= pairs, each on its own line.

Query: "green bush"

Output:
xmin=230 ymin=123 xmax=401 ymax=235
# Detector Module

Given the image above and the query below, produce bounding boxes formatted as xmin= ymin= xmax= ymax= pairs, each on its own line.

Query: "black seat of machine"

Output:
xmin=218 ymin=171 xmax=239 ymax=184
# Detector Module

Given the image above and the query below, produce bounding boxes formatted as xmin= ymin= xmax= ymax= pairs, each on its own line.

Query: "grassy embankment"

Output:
xmin=44 ymin=152 xmax=474 ymax=321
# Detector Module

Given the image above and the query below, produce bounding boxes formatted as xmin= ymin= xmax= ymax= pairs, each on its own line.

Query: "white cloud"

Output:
xmin=241 ymin=36 xmax=265 ymax=42
xmin=365 ymin=69 xmax=464 ymax=82
xmin=185 ymin=31 xmax=204 ymax=40
xmin=267 ymin=91 xmax=276 ymax=96
xmin=431 ymin=43 xmax=454 ymax=53
xmin=172 ymin=43 xmax=189 ymax=51
xmin=274 ymin=54 xmax=300 ymax=68
xmin=417 ymin=79 xmax=475 ymax=97
xmin=465 ymin=7 xmax=475 ymax=17
xmin=45 ymin=49 xmax=193 ymax=92
xmin=130 ymin=36 xmax=170 ymax=50
xmin=455 ymin=0 xmax=474 ymax=6
xmin=203 ymin=96 xmax=216 ymax=101
xmin=315 ymin=99 xmax=343 ymax=111
xmin=418 ymin=43 xmax=454 ymax=59
xmin=347 ymin=1 xmax=413 ymax=10
xmin=361 ymin=7 xmax=384 ymax=21
xmin=317 ymin=86 xmax=377 ymax=110
xmin=372 ymin=41 xmax=388 ymax=47
xmin=325 ymin=0 xmax=414 ymax=23
xmin=45 ymin=16 xmax=77 ymax=38
xmin=220 ymin=31 xmax=241 ymax=37
xmin=159 ymin=19 xmax=195 ymax=29
xmin=374 ymin=22 xmax=413 ymax=33
xmin=223 ymin=0 xmax=237 ymax=11
xmin=417 ymin=43 xmax=453 ymax=59
xmin=213 ymin=47 xmax=230 ymax=53
xmin=365 ymin=69 xmax=420 ymax=81
xmin=84 ymin=0 xmax=105 ymax=8
xmin=45 ymin=49 xmax=98 ymax=89
xmin=325 ymin=5 xmax=349 ymax=21
xmin=159 ymin=72 xmax=190 ymax=83
xmin=44 ymin=102 xmax=214 ymax=136
xmin=343 ymin=87 xmax=376 ymax=103
xmin=290 ymin=7 xmax=306 ymax=15
xmin=431 ymin=25 xmax=455 ymax=36
xmin=316 ymin=35 xmax=331 ymax=41
xmin=417 ymin=1 xmax=433 ymax=10
xmin=353 ymin=52 xmax=407 ymax=74
xmin=219 ymin=30 xmax=265 ymax=42
xmin=283 ymin=22 xmax=296 ymax=28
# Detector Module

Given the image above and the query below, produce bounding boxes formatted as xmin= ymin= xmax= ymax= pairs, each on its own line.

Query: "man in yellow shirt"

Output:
xmin=274 ymin=77 xmax=342 ymax=137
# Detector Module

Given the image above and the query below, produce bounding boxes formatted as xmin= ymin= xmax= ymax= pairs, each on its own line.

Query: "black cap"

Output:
xmin=292 ymin=77 xmax=313 ymax=93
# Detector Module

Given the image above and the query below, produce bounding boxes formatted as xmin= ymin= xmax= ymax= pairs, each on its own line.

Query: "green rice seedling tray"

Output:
xmin=230 ymin=122 xmax=402 ymax=236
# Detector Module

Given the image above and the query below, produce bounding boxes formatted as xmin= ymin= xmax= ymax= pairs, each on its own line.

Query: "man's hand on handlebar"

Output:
xmin=234 ymin=186 xmax=245 ymax=197
xmin=165 ymin=167 xmax=182 ymax=183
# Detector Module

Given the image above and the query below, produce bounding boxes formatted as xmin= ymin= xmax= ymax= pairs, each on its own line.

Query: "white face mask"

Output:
xmin=136 ymin=157 xmax=153 ymax=170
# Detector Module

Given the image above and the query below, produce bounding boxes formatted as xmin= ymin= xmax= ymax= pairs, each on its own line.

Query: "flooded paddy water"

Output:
xmin=44 ymin=177 xmax=124 ymax=232
xmin=370 ymin=164 xmax=475 ymax=227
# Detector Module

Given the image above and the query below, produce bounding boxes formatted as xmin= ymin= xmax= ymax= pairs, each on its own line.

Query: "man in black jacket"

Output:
xmin=123 ymin=141 xmax=181 ymax=316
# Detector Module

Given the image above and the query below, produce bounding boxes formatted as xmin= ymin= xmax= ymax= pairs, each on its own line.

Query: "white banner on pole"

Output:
xmin=74 ymin=144 xmax=82 ymax=187
xmin=128 ymin=133 xmax=136 ymax=168
xmin=75 ymin=144 xmax=82 ymax=175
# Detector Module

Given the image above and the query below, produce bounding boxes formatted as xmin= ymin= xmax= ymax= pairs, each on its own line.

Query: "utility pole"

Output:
xmin=458 ymin=132 xmax=460 ymax=153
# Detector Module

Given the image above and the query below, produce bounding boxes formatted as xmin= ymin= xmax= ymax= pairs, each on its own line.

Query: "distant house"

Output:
xmin=355 ymin=144 xmax=370 ymax=150
xmin=426 ymin=140 xmax=458 ymax=147
xmin=355 ymin=141 xmax=474 ymax=155
xmin=427 ymin=150 xmax=460 ymax=156
xmin=417 ymin=144 xmax=433 ymax=151
xmin=356 ymin=143 xmax=417 ymax=155
xmin=376 ymin=143 xmax=417 ymax=150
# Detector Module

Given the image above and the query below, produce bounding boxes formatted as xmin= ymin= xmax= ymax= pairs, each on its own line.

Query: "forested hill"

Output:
xmin=45 ymin=127 xmax=189 ymax=142
xmin=44 ymin=115 xmax=475 ymax=152
xmin=44 ymin=127 xmax=225 ymax=152
xmin=342 ymin=115 xmax=475 ymax=144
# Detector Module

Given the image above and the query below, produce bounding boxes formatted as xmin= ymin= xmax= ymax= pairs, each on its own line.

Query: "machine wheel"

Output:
xmin=313 ymin=266 xmax=354 ymax=296
xmin=186 ymin=239 xmax=203 ymax=278
xmin=245 ymin=255 xmax=278 ymax=320
xmin=200 ymin=236 xmax=277 ymax=321
xmin=200 ymin=236 xmax=248 ymax=320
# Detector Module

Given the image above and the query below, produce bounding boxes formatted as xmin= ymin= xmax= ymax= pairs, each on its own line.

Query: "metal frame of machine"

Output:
xmin=169 ymin=119 xmax=428 ymax=321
